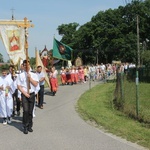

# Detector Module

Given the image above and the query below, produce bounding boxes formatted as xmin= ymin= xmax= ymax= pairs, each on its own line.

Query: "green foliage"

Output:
xmin=57 ymin=22 xmax=79 ymax=46
xmin=29 ymin=57 xmax=36 ymax=70
xmin=114 ymin=72 xmax=150 ymax=124
xmin=0 ymin=53 xmax=4 ymax=63
xmin=0 ymin=63 xmax=9 ymax=72
xmin=57 ymin=0 xmax=150 ymax=65
xmin=141 ymin=50 xmax=150 ymax=66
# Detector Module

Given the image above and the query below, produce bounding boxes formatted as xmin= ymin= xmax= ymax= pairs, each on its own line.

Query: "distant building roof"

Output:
xmin=0 ymin=63 xmax=10 ymax=66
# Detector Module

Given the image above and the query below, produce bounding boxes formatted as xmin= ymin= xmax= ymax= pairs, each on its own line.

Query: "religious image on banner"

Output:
xmin=59 ymin=45 xmax=66 ymax=54
xmin=0 ymin=24 xmax=25 ymax=65
xmin=8 ymin=30 xmax=20 ymax=51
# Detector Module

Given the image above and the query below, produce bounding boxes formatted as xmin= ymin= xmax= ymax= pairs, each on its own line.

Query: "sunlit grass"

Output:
xmin=77 ymin=83 xmax=150 ymax=149
xmin=123 ymin=80 xmax=150 ymax=123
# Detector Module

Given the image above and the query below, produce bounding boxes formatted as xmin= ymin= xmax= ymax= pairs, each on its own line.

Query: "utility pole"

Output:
xmin=136 ymin=15 xmax=140 ymax=118
xmin=137 ymin=15 xmax=140 ymax=67
xmin=96 ymin=49 xmax=98 ymax=64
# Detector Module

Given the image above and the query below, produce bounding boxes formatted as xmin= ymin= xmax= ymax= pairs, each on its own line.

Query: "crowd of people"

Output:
xmin=59 ymin=63 xmax=129 ymax=85
xmin=0 ymin=60 xmax=44 ymax=134
xmin=57 ymin=62 xmax=136 ymax=87
xmin=0 ymin=60 xmax=66 ymax=134
xmin=0 ymin=60 xmax=135 ymax=134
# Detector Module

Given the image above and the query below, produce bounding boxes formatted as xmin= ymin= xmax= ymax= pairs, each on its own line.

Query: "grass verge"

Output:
xmin=76 ymin=83 xmax=150 ymax=149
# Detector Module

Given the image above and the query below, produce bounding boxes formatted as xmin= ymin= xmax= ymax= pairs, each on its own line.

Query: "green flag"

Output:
xmin=52 ymin=38 xmax=73 ymax=61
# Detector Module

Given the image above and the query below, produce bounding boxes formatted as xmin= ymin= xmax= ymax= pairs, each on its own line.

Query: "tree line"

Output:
xmin=57 ymin=0 xmax=150 ymax=66
xmin=0 ymin=0 xmax=150 ymax=67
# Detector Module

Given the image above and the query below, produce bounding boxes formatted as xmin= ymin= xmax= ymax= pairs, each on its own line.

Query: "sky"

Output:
xmin=0 ymin=0 xmax=126 ymax=62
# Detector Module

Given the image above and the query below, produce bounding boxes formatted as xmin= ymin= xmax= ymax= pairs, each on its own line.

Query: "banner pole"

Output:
xmin=18 ymin=17 xmax=34 ymax=94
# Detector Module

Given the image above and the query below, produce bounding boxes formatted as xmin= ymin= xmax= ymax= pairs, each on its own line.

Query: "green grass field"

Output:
xmin=123 ymin=80 xmax=150 ymax=124
xmin=77 ymin=83 xmax=150 ymax=149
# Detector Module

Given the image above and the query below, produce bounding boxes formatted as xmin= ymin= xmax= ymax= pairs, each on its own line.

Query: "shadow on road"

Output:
xmin=0 ymin=117 xmax=23 ymax=132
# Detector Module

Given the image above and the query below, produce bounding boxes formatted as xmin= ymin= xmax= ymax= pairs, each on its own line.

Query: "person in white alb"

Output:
xmin=0 ymin=68 xmax=15 ymax=125
xmin=17 ymin=60 xmax=39 ymax=134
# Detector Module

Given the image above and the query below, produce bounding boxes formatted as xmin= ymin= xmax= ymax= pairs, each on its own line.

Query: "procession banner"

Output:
xmin=0 ymin=24 xmax=25 ymax=65
xmin=52 ymin=38 xmax=73 ymax=61
xmin=75 ymin=57 xmax=83 ymax=67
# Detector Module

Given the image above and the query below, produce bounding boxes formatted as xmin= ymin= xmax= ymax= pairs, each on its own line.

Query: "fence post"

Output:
xmin=120 ymin=72 xmax=124 ymax=102
xmin=136 ymin=70 xmax=139 ymax=117
xmin=89 ymin=75 xmax=91 ymax=90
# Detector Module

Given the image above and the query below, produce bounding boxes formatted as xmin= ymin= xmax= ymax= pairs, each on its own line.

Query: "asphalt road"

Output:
xmin=0 ymin=81 xmax=147 ymax=150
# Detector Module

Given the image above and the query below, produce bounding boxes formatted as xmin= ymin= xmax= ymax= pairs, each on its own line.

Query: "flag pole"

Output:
xmin=35 ymin=47 xmax=38 ymax=68
xmin=52 ymin=35 xmax=55 ymax=67
xmin=35 ymin=47 xmax=39 ymax=104
xmin=18 ymin=17 xmax=34 ymax=94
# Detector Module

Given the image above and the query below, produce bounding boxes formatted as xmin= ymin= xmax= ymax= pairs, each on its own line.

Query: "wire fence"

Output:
xmin=114 ymin=67 xmax=150 ymax=125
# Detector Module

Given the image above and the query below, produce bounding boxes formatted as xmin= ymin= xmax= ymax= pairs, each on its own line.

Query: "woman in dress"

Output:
xmin=49 ymin=66 xmax=58 ymax=96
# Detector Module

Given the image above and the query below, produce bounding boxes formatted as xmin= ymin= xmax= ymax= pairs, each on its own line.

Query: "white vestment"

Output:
xmin=0 ymin=75 xmax=15 ymax=118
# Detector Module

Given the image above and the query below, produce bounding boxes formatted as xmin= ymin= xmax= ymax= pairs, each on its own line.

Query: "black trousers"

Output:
xmin=13 ymin=89 xmax=21 ymax=112
xmin=38 ymin=85 xmax=44 ymax=106
xmin=21 ymin=92 xmax=35 ymax=128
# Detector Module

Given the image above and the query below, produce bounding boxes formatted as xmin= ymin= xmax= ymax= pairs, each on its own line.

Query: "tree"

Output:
xmin=57 ymin=22 xmax=79 ymax=46
xmin=141 ymin=50 xmax=150 ymax=66
xmin=29 ymin=57 xmax=36 ymax=70
xmin=0 ymin=53 xmax=4 ymax=63
xmin=56 ymin=0 xmax=150 ymax=65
